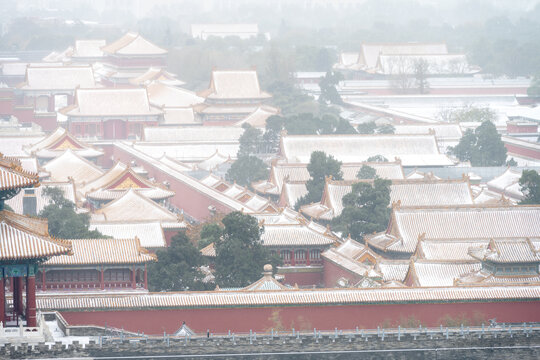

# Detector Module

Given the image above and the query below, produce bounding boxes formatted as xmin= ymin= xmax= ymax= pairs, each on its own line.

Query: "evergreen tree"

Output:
xmin=295 ymin=151 xmax=343 ymax=209
xmin=226 ymin=156 xmax=269 ymax=187
xmin=332 ymin=178 xmax=392 ymax=241
xmin=519 ymin=170 xmax=540 ymax=204
xmin=238 ymin=124 xmax=264 ymax=156
xmin=214 ymin=212 xmax=280 ymax=288
xmin=450 ymin=121 xmax=507 ymax=166
xmin=39 ymin=187 xmax=107 ymax=239
xmin=318 ymin=71 xmax=343 ymax=105
xmin=367 ymin=155 xmax=389 ymax=162
xmin=147 ymin=231 xmax=210 ymax=291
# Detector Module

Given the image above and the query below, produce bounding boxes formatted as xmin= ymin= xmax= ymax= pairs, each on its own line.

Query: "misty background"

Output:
xmin=1 ymin=0 xmax=539 ymax=89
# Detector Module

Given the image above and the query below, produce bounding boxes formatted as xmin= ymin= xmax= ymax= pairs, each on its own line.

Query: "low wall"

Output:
xmin=2 ymin=326 xmax=539 ymax=359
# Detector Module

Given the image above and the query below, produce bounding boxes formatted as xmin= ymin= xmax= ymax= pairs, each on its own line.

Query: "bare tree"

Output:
xmin=414 ymin=58 xmax=430 ymax=94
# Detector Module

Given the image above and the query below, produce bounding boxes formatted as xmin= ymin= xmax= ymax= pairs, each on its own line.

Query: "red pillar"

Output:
xmin=25 ymin=276 xmax=36 ymax=327
xmin=0 ymin=277 xmax=5 ymax=325
xmin=144 ymin=264 xmax=148 ymax=290
xmin=14 ymin=277 xmax=24 ymax=316
xmin=12 ymin=277 xmax=18 ymax=315
xmin=291 ymin=250 xmax=296 ymax=266
xmin=131 ymin=266 xmax=136 ymax=289
xmin=306 ymin=249 xmax=311 ymax=266
xmin=100 ymin=267 xmax=104 ymax=290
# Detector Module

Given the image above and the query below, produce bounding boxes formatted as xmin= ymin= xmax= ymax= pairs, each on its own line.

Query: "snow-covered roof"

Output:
xmin=42 ymin=149 xmax=103 ymax=184
xmin=377 ymin=54 xmax=473 ymax=75
xmin=280 ymin=134 xmax=454 ymax=166
xmin=301 ymin=178 xmax=474 ymax=220
xmin=37 ymin=284 xmax=540 ymax=311
xmin=162 ymin=107 xmax=199 ymax=125
xmin=44 ymin=237 xmax=156 ymax=266
xmin=197 ymin=150 xmax=231 ymax=172
xmin=200 ymin=70 xmax=271 ymax=100
xmin=368 ymin=205 xmax=540 ymax=255
xmin=63 ymin=88 xmax=162 ymax=117
xmin=469 ymin=238 xmax=540 ymax=264
xmin=416 ymin=239 xmax=488 ymax=261
xmin=147 ymin=82 xmax=203 ymax=108
xmin=6 ymin=181 xmax=77 ymax=215
xmin=360 ymin=43 xmax=449 ymax=69
xmin=20 ymin=65 xmax=96 ymax=90
xmin=234 ymin=106 xmax=280 ymax=128
xmin=407 ymin=260 xmax=482 ymax=287
xmin=101 ymin=32 xmax=167 ymax=56
xmin=133 ymin=142 xmax=239 ymax=162
xmin=26 ymin=127 xmax=103 ymax=159
xmin=91 ymin=188 xmax=179 ymax=223
xmin=89 ymin=221 xmax=177 ymax=248
xmin=0 ymin=210 xmax=71 ymax=261
xmin=487 ymin=168 xmax=524 ymax=200
xmin=130 ymin=67 xmax=185 ymax=86
xmin=73 ymin=40 xmax=106 ymax=58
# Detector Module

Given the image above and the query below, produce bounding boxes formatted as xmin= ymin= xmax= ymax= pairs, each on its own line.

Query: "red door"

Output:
xmin=103 ymin=119 xmax=127 ymax=139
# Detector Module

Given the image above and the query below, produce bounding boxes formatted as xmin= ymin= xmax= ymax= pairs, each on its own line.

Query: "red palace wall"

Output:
xmin=507 ymin=123 xmax=538 ymax=134
xmin=350 ymin=87 xmax=529 ymax=96
xmin=59 ymin=300 xmax=540 ymax=335
xmin=280 ymin=270 xmax=323 ymax=287
xmin=505 ymin=143 xmax=540 ymax=160
xmin=108 ymin=144 xmax=234 ymax=220
xmin=323 ymin=258 xmax=362 ymax=288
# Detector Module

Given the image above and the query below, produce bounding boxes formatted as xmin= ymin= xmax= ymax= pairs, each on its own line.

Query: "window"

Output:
xmin=280 ymin=250 xmax=291 ymax=265
xmin=295 ymin=250 xmax=306 ymax=265
xmin=310 ymin=249 xmax=322 ymax=264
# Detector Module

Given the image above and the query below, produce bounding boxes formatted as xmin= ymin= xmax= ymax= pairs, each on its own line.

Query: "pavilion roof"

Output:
xmin=242 ymin=265 xmax=288 ymax=291
xmin=0 ymin=154 xmax=40 ymax=192
xmin=199 ymin=70 xmax=271 ymax=100
xmin=197 ymin=150 xmax=232 ymax=172
xmin=101 ymin=32 xmax=167 ymax=56
xmin=44 ymin=237 xmax=156 ymax=266
xmin=367 ymin=205 xmax=540 ymax=255
xmin=42 ymin=149 xmax=103 ymax=185
xmin=82 ymin=162 xmax=174 ymax=201
xmin=18 ymin=65 xmax=96 ymax=90
xmin=91 ymin=188 xmax=180 ymax=223
xmin=280 ymin=134 xmax=454 ymax=166
xmin=26 ymin=127 xmax=104 ymax=159
xmin=0 ymin=210 xmax=71 ymax=261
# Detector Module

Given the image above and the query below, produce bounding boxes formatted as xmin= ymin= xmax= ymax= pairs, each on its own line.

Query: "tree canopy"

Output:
xmin=214 ymin=212 xmax=280 ymax=288
xmin=357 ymin=122 xmax=395 ymax=135
xmin=438 ymin=105 xmax=496 ymax=123
xmin=318 ymin=71 xmax=343 ymax=105
xmin=450 ymin=121 xmax=507 ymax=166
xmin=147 ymin=231 xmax=210 ymax=291
xmin=295 ymin=151 xmax=343 ymax=209
xmin=238 ymin=125 xmax=265 ymax=156
xmin=39 ymin=187 xmax=107 ymax=239
xmin=357 ymin=165 xmax=377 ymax=179
xmin=283 ymin=113 xmax=356 ymax=135
xmin=225 ymin=155 xmax=269 ymax=187
xmin=332 ymin=178 xmax=392 ymax=241
xmin=519 ymin=170 xmax=540 ymax=205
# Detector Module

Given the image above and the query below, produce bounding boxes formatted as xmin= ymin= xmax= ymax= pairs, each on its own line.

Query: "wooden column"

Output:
xmin=144 ymin=264 xmax=148 ymax=290
xmin=306 ymin=249 xmax=311 ymax=266
xmin=25 ymin=276 xmax=36 ymax=327
xmin=100 ymin=267 xmax=104 ymax=290
xmin=290 ymin=250 xmax=296 ymax=266
xmin=12 ymin=277 xmax=18 ymax=315
xmin=131 ymin=266 xmax=136 ymax=289
xmin=14 ymin=277 xmax=24 ymax=316
xmin=0 ymin=277 xmax=5 ymax=325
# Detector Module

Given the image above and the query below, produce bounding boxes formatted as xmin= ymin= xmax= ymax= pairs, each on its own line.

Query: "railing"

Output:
xmin=0 ymin=314 xmax=45 ymax=338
